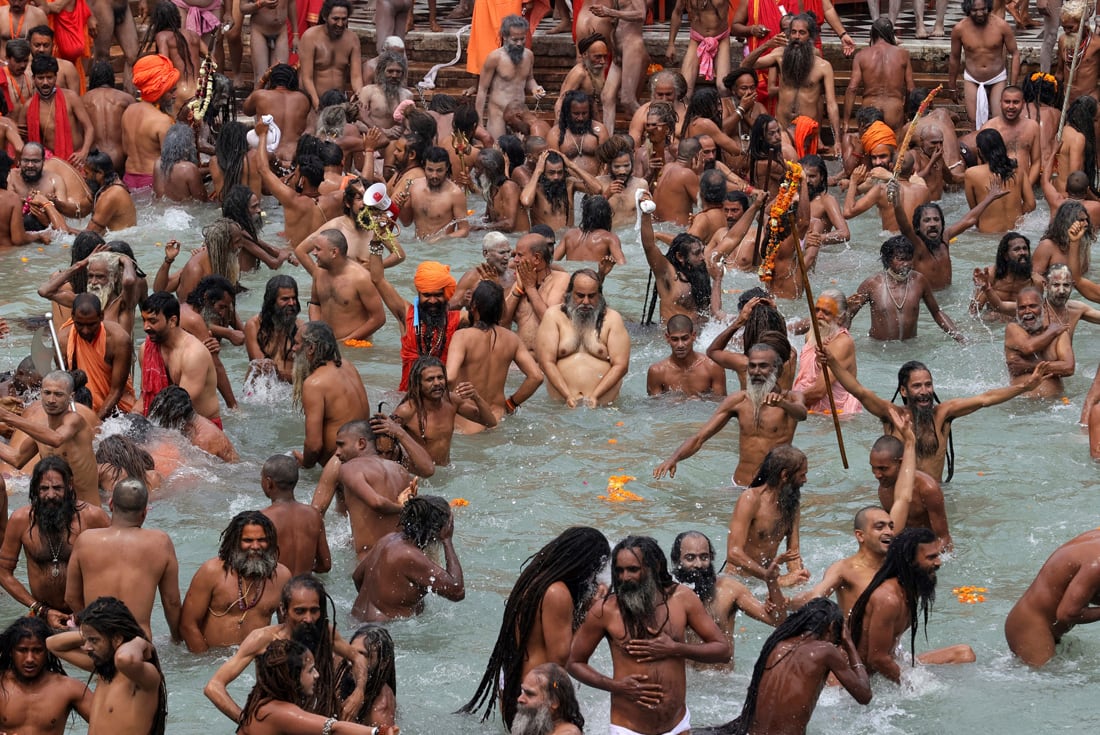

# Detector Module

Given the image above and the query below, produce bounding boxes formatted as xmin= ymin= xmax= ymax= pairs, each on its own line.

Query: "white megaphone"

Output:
xmin=365 ymin=182 xmax=401 ymax=218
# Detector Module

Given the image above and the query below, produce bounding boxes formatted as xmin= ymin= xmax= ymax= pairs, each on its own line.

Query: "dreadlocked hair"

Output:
xmin=742 ymin=298 xmax=787 ymax=354
xmin=95 ymin=434 xmax=155 ymax=483
xmin=680 ymin=87 xmax=722 ymax=140
xmin=282 ymin=575 xmax=339 ymax=716
xmin=293 ymin=322 xmax=341 ymax=407
xmin=140 ymin=1 xmax=194 ymax=78
xmin=221 ymin=184 xmax=258 ymax=241
xmin=398 ymin=495 xmax=450 ymax=549
xmin=258 ymin=275 xmax=300 ymax=363
xmin=850 ymin=527 xmax=938 ymax=665
xmin=748 ymin=444 xmax=804 ymax=533
xmin=698 ymin=599 xmax=843 ymax=735
xmin=29 ymin=456 xmax=78 ymax=538
xmin=0 ymin=616 xmax=67 ymax=684
xmin=459 ymin=527 xmax=609 ymax=727
xmin=215 ymin=122 xmax=249 ymax=192
xmin=340 ymin=625 xmax=396 ymax=723
xmin=609 ymin=536 xmax=675 ymax=640
xmin=238 ymin=639 xmax=312 ymax=731
xmin=399 ymin=356 xmax=446 ymax=437
xmin=76 ymin=597 xmax=166 ymax=735
xmin=217 ymin=511 xmax=280 ymax=575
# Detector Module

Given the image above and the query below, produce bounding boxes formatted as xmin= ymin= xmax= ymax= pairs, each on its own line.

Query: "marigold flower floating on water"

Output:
xmin=953 ymin=586 xmax=987 ymax=604
xmin=1062 ymin=396 xmax=1071 ymax=404
xmin=343 ymin=339 xmax=373 ymax=348
xmin=600 ymin=475 xmax=643 ymax=502
xmin=607 ymin=438 xmax=618 ymax=444
xmin=450 ymin=498 xmax=469 ymax=507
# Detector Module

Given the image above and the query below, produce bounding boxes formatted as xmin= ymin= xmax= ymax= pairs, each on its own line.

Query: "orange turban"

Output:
xmin=132 ymin=54 xmax=181 ymax=104
xmin=860 ymin=121 xmax=897 ymax=155
xmin=792 ymin=115 xmax=819 ymax=158
xmin=414 ymin=261 xmax=456 ymax=300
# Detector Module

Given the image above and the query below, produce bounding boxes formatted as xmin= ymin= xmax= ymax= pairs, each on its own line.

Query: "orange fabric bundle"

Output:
xmin=792 ymin=115 xmax=819 ymax=158
xmin=132 ymin=54 xmax=180 ymax=104
xmin=413 ymin=261 xmax=457 ymax=300
xmin=860 ymin=121 xmax=896 ymax=155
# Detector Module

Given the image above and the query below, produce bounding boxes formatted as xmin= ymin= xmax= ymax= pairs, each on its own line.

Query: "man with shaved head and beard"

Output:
xmin=655 ymin=343 xmax=807 ymax=488
xmin=536 ymin=269 xmax=630 ymax=408
xmin=1003 ymin=286 xmax=1074 ymax=399
xmin=568 ymin=536 xmax=731 ymax=735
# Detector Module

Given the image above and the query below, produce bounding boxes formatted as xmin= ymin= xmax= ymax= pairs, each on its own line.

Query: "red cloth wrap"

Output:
xmin=141 ymin=340 xmax=171 ymax=415
xmin=27 ymin=89 xmax=72 ymax=160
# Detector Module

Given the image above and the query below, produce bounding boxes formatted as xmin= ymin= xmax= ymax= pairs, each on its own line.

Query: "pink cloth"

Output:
xmin=123 ymin=172 xmax=153 ymax=190
xmin=690 ymin=28 xmax=729 ymax=81
xmin=792 ymin=330 xmax=863 ymax=415
xmin=172 ymin=0 xmax=223 ymax=36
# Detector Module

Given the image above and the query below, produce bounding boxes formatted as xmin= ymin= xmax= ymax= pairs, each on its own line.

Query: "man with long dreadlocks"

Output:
xmin=245 ymin=275 xmax=305 ymax=382
xmin=139 ymin=2 xmax=200 ymax=100
xmin=48 ymin=597 xmax=167 ymax=735
xmin=820 ymin=352 xmax=1050 ymax=482
xmin=536 ymin=269 xmax=630 ymax=408
xmin=849 ymin=527 xmax=975 ymax=684
xmin=153 ymin=123 xmax=206 ymax=202
xmin=549 ymin=89 xmax=607 ymax=177
xmin=206 ymin=574 xmax=371 ymax=723
xmin=352 ymin=495 xmax=465 ymax=622
xmin=339 ymin=625 xmax=397 ymax=728
xmin=568 ymin=535 xmax=731 ymax=735
xmin=0 ymin=616 xmax=92 ymax=735
xmin=210 ymin=122 xmax=264 ymax=201
xmin=147 ymin=385 xmax=235 ymax=462
xmin=179 ymin=274 xmax=244 ymax=411
xmin=655 ymin=344 xmax=806 ymax=487
xmin=222 ymin=184 xmax=292 ymax=272
xmin=154 ymin=220 xmax=241 ymax=304
xmin=356 ymin=50 xmax=413 ymax=138
xmin=95 ymin=432 xmax=162 ymax=494
xmin=641 ymin=204 xmax=714 ymax=326
xmin=0 ymin=457 xmax=108 ymax=628
xmin=1032 ymin=199 xmax=1094 ymax=278
xmin=65 ymin=478 xmax=183 ymax=641
xmin=392 ymin=356 xmax=496 ymax=465
xmin=179 ymin=511 xmax=292 ymax=653
xmin=461 ymin=527 xmax=609 ymax=729
xmin=290 ymin=321 xmax=370 ymax=469
xmin=695 ymin=598 xmax=871 ymax=735
xmin=964 ymin=128 xmax=1033 ymax=233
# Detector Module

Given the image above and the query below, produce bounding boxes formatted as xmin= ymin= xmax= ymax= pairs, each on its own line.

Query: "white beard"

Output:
xmin=745 ymin=371 xmax=779 ymax=423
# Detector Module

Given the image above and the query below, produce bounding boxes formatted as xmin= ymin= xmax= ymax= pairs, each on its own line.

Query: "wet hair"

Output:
xmin=1043 ymin=199 xmax=1094 ymax=255
xmin=596 ymin=134 xmax=633 ymax=166
xmin=0 ymin=616 xmax=66 ymax=681
xmin=423 ymin=145 xmax=452 ymax=173
xmin=704 ymin=599 xmax=844 ymax=735
xmin=217 ymin=510 xmax=279 ymax=573
xmin=72 ymin=291 xmax=103 ymax=316
xmin=214 ymin=122 xmax=249 ymax=192
xmin=477 ymin=147 xmax=507 ymax=189
xmin=579 ymin=194 xmax=613 ymax=232
xmin=407 ymin=109 xmax=438 ymax=146
xmin=297 ymin=155 xmax=325 ymax=188
xmin=70 ymin=231 xmax=107 ymax=293
xmin=140 ymin=291 xmax=180 ymax=322
xmin=666 ymin=232 xmax=711 ymax=313
xmin=975 ymin=128 xmax=1017 ymax=182
xmin=340 ymin=625 xmax=397 ymax=723
xmin=680 ymin=87 xmax=722 ymax=139
xmin=428 ymin=93 xmax=457 ymax=113
xmin=159 ymin=123 xmax=199 ymax=175
xmin=262 ymin=454 xmax=299 ymax=491
xmin=748 ymin=444 xmax=805 ymax=531
xmin=869 ymin=16 xmax=898 ymax=44
xmin=398 ymin=495 xmax=450 ymax=549
xmin=609 ymin=536 xmax=675 ymax=639
xmin=665 ymin=314 xmax=695 ymax=335
xmin=499 ymin=14 xmax=529 ymax=39
xmin=30 ymin=54 xmax=58 ymax=76
xmin=454 ymin=102 xmax=479 ymax=137
xmin=280 ymin=575 xmax=338 ymax=715
xmin=239 ymin=639 xmax=313 ymax=726
xmin=29 ymin=456 xmax=77 ymax=538
xmin=496 ymin=134 xmax=525 ymax=172
xmin=880 ymin=235 xmax=915 ymax=270
xmin=646 ymin=100 xmax=679 ymax=135
xmin=403 ymin=131 xmax=429 ymax=165
xmin=141 ymin=1 xmax=193 ymax=77
xmin=147 ymin=385 xmax=195 ymax=431
xmin=670 ymin=530 xmax=714 ymax=565
xmin=557 ymin=90 xmax=594 ymax=146
xmin=319 ymin=0 xmax=351 ymax=22
xmin=994 ymin=232 xmax=1030 ymax=279
xmin=294 ymin=322 xmax=341 ymax=409
xmin=96 ymin=434 xmax=155 ymax=486
xmin=111 ymin=477 xmax=149 ymax=515
xmin=460 ymin=527 xmax=609 ymax=725
xmin=257 ymin=275 xmax=300 ymax=363
xmin=88 ymin=59 xmax=116 ymax=90
xmin=850 ymin=527 xmax=938 ymax=662
xmin=1065 ymin=96 xmax=1098 ymax=190
xmin=106 ymin=240 xmax=144 ymax=279
xmin=268 ymin=63 xmax=298 ymax=90
xmin=470 ymin=280 xmax=505 ymax=327
xmin=649 ymin=69 xmax=687 ymax=100
xmin=76 ymin=597 xmax=167 ymax=735
xmin=740 ymin=294 xmax=786 ymax=350
xmin=0 ymin=150 xmax=11 ymax=185
xmin=222 ymin=183 xmax=259 ymax=241
xmin=748 ymin=114 xmax=779 ymax=177
xmin=86 ymin=151 xmax=118 ymax=184
xmin=800 ymin=154 xmax=828 ymax=195
xmin=699 ymin=169 xmax=726 ymax=204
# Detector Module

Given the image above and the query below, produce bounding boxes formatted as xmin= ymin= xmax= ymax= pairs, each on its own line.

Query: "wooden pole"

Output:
xmin=1058 ymin=0 xmax=1097 ymax=142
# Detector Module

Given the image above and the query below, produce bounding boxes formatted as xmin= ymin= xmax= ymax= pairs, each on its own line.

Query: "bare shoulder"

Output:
xmin=77 ymin=504 xmax=111 ymax=528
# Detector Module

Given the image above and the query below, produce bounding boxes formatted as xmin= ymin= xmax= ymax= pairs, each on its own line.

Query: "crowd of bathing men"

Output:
xmin=3 ymin=0 xmax=1100 ymax=731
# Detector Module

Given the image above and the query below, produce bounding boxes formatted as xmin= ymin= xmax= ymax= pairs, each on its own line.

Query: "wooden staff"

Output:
xmin=892 ymin=85 xmax=942 ymax=181
xmin=1058 ymin=0 xmax=1098 ymax=141
xmin=790 ymin=212 xmax=848 ymax=469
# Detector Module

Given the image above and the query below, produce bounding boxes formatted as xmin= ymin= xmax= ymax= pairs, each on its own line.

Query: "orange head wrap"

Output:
xmin=860 ymin=121 xmax=897 ymax=156
xmin=792 ymin=115 xmax=819 ymax=158
xmin=132 ymin=54 xmax=181 ymax=104
xmin=414 ymin=261 xmax=457 ymax=301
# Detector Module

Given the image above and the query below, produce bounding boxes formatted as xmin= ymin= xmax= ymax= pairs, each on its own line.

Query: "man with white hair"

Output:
xmin=451 ymin=231 xmax=516 ymax=309
xmin=363 ymin=35 xmax=405 ymax=85
xmin=357 ymin=50 xmax=413 ymax=138
xmin=39 ymin=250 xmax=140 ymax=333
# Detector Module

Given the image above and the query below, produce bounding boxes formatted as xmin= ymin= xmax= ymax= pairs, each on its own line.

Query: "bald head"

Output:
xmin=72 ymin=292 xmax=104 ymax=316
xmin=112 ymin=478 xmax=149 ymax=516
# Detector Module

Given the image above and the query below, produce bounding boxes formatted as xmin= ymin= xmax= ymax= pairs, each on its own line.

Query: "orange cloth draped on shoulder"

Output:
xmin=27 ymin=89 xmax=73 ymax=159
xmin=49 ymin=0 xmax=92 ymax=93
xmin=466 ymin=0 xmax=522 ymax=74
xmin=141 ymin=340 xmax=171 ymax=415
xmin=66 ymin=321 xmax=135 ymax=414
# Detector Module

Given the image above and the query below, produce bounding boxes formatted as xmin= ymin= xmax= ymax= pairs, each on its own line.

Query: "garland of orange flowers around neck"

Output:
xmin=758 ymin=161 xmax=802 ymax=286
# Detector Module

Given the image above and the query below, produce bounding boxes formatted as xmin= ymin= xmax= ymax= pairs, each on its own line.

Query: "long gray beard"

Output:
xmin=511 ymin=706 xmax=555 ymax=735
xmin=383 ymin=79 xmax=404 ymax=106
xmin=228 ymin=547 xmax=279 ymax=578
xmin=292 ymin=349 xmax=312 ymax=407
xmin=745 ymin=372 xmax=779 ymax=424
xmin=87 ymin=282 xmax=115 ymax=309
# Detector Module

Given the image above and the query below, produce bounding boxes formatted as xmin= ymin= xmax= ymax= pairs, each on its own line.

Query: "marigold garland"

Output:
xmin=953 ymin=585 xmax=987 ymax=604
xmin=758 ymin=161 xmax=802 ymax=284
xmin=356 ymin=205 xmax=406 ymax=259
xmin=187 ymin=55 xmax=218 ymax=122
xmin=599 ymin=475 xmax=643 ymax=502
